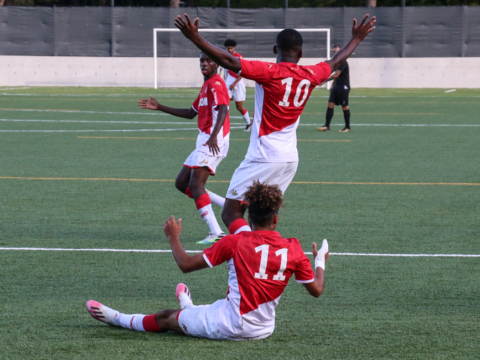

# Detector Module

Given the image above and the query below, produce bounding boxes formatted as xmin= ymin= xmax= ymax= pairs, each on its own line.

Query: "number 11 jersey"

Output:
xmin=238 ymin=59 xmax=331 ymax=162
xmin=203 ymin=230 xmax=315 ymax=339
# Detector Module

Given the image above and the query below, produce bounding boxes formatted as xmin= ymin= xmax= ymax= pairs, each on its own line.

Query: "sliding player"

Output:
xmin=174 ymin=14 xmax=376 ymax=235
xmin=138 ymin=52 xmax=229 ymax=244
xmin=86 ymin=181 xmax=329 ymax=341
xmin=224 ymin=38 xmax=252 ymax=131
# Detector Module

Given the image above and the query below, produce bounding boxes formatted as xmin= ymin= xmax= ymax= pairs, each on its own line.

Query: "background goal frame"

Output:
xmin=153 ymin=28 xmax=331 ymax=89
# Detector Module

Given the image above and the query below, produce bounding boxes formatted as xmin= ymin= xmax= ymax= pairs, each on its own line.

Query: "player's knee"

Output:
xmin=235 ymin=103 xmax=244 ymax=112
xmin=188 ymin=175 xmax=205 ymax=193
xmin=175 ymin=177 xmax=188 ymax=193
xmin=342 ymin=106 xmax=349 ymax=111
xmin=155 ymin=309 xmax=177 ymax=329
xmin=328 ymin=103 xmax=335 ymax=109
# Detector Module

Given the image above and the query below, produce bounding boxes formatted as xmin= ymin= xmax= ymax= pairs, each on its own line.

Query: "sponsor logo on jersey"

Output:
xmin=215 ymin=81 xmax=222 ymax=86
xmin=199 ymin=97 xmax=208 ymax=106
xmin=230 ymin=189 xmax=238 ymax=196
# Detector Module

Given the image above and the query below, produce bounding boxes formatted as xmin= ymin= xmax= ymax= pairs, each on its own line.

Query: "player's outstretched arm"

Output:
xmin=174 ymin=14 xmax=241 ymax=73
xmin=303 ymin=239 xmax=329 ymax=298
xmin=163 ymin=216 xmax=209 ymax=273
xmin=138 ymin=96 xmax=197 ymax=119
xmin=203 ymin=104 xmax=228 ymax=156
xmin=325 ymin=14 xmax=376 ymax=71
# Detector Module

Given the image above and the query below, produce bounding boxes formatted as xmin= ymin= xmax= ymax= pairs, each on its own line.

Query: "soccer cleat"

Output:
xmin=176 ymin=283 xmax=193 ymax=309
xmin=244 ymin=123 xmax=252 ymax=132
xmin=86 ymin=300 xmax=119 ymax=326
xmin=339 ymin=127 xmax=351 ymax=132
xmin=317 ymin=126 xmax=330 ymax=131
xmin=196 ymin=232 xmax=225 ymax=244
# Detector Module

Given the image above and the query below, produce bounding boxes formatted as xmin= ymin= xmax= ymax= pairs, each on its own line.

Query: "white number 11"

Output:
xmin=254 ymin=245 xmax=288 ymax=281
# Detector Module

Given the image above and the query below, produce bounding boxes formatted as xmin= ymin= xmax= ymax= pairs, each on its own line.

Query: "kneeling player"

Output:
xmin=138 ymin=52 xmax=229 ymax=244
xmin=86 ymin=181 xmax=329 ymax=341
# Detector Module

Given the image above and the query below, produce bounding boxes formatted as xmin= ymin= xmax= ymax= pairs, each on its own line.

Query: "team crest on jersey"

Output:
xmin=199 ymin=97 xmax=208 ymax=106
xmin=201 ymin=159 xmax=208 ymax=164
xmin=230 ymin=189 xmax=238 ymax=196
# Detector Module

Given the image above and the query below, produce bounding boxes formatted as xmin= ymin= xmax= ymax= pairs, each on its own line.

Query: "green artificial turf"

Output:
xmin=0 ymin=86 xmax=479 ymax=359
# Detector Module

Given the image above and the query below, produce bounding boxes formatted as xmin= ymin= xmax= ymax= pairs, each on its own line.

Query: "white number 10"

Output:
xmin=254 ymin=245 xmax=288 ymax=281
xmin=279 ymin=77 xmax=311 ymax=108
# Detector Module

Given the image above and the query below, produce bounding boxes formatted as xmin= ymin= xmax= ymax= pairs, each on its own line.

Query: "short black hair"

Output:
xmin=332 ymin=44 xmax=341 ymax=49
xmin=244 ymin=181 xmax=283 ymax=228
xmin=276 ymin=29 xmax=303 ymax=51
xmin=224 ymin=38 xmax=237 ymax=47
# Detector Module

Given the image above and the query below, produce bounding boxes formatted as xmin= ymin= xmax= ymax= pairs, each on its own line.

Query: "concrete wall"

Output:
xmin=1 ymin=56 xmax=479 ymax=88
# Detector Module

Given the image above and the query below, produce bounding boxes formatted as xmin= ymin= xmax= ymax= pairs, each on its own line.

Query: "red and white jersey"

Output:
xmin=239 ymin=59 xmax=331 ymax=162
xmin=227 ymin=52 xmax=243 ymax=79
xmin=192 ymin=74 xmax=231 ymax=155
xmin=203 ymin=230 xmax=315 ymax=338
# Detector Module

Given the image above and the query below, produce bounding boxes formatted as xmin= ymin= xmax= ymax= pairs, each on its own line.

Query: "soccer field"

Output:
xmin=1 ymin=86 xmax=479 ymax=359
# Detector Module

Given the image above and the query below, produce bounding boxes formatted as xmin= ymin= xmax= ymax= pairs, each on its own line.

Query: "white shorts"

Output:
xmin=184 ymin=149 xmax=224 ymax=176
xmin=226 ymin=75 xmax=246 ymax=102
xmin=226 ymin=159 xmax=299 ymax=201
xmin=177 ymin=299 xmax=271 ymax=341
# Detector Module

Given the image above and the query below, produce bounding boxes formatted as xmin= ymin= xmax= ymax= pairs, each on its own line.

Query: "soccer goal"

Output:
xmin=153 ymin=28 xmax=331 ymax=89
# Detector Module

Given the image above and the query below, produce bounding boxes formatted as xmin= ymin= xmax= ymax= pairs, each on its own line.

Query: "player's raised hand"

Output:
xmin=138 ymin=96 xmax=160 ymax=110
xmin=174 ymin=14 xmax=200 ymax=41
xmin=163 ymin=215 xmax=182 ymax=239
xmin=352 ymin=14 xmax=376 ymax=42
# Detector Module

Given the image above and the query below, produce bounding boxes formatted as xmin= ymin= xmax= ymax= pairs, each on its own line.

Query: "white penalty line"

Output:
xmin=0 ymin=247 xmax=478 ymax=257
xmin=0 ymin=127 xmax=246 ymax=133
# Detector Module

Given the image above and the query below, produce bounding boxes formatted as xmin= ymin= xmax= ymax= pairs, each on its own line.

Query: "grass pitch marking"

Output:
xmin=77 ymin=136 xmax=352 ymax=142
xmin=1 ymin=247 xmax=479 ymax=257
xmin=1 ymin=176 xmax=479 ymax=186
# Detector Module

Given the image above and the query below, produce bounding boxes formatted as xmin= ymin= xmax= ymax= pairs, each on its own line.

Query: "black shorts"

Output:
xmin=328 ymin=84 xmax=350 ymax=106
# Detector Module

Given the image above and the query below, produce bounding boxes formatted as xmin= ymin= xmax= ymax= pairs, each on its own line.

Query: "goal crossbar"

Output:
xmin=153 ymin=28 xmax=330 ymax=89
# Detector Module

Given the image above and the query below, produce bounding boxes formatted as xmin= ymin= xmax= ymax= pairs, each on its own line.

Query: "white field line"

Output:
xmin=0 ymin=247 xmax=479 ymax=257
xmin=0 ymin=127 xmax=246 ymax=133
xmin=0 ymin=118 xmax=246 ymax=125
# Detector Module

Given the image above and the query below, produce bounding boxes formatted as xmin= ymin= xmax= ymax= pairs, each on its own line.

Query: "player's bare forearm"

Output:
xmin=303 ymin=268 xmax=325 ymax=298
xmin=325 ymin=14 xmax=376 ymax=71
xmin=174 ymin=14 xmax=241 ymax=73
xmin=163 ymin=215 xmax=209 ymax=273
xmin=157 ymin=105 xmax=197 ymax=119
xmin=204 ymin=104 xmax=228 ymax=155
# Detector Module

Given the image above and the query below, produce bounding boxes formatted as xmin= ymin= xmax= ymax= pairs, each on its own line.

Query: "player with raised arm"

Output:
xmin=174 ymin=14 xmax=376 ymax=235
xmin=86 ymin=181 xmax=329 ymax=341
xmin=138 ymin=52 xmax=230 ymax=244
xmin=224 ymin=39 xmax=252 ymax=132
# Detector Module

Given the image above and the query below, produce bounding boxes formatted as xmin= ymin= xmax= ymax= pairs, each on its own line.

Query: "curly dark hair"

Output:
xmin=224 ymin=38 xmax=237 ymax=47
xmin=243 ymin=180 xmax=283 ymax=227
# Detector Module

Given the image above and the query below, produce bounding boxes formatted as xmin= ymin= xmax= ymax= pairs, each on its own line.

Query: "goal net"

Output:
xmin=153 ymin=28 xmax=331 ymax=89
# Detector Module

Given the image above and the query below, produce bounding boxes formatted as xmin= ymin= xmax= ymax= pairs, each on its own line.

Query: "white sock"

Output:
xmin=206 ymin=189 xmax=225 ymax=208
xmin=198 ymin=203 xmax=223 ymax=234
xmin=116 ymin=313 xmax=146 ymax=331
xmin=242 ymin=110 xmax=251 ymax=125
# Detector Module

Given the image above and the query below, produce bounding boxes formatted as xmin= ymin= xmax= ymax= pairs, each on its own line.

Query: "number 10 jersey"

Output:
xmin=203 ymin=230 xmax=315 ymax=339
xmin=238 ymin=59 xmax=331 ymax=162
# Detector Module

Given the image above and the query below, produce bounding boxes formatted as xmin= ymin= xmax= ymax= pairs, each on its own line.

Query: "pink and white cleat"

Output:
xmin=86 ymin=300 xmax=119 ymax=326
xmin=175 ymin=283 xmax=193 ymax=309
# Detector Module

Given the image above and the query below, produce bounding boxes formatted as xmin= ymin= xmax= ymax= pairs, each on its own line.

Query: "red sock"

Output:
xmin=142 ymin=314 xmax=162 ymax=332
xmin=241 ymin=108 xmax=247 ymax=115
xmin=195 ymin=193 xmax=211 ymax=210
xmin=228 ymin=218 xmax=249 ymax=235
xmin=185 ymin=187 xmax=194 ymax=199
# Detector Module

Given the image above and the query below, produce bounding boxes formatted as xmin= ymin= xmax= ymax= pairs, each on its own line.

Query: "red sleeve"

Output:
xmin=239 ymin=58 xmax=275 ymax=84
xmin=211 ymin=79 xmax=229 ymax=109
xmin=292 ymin=239 xmax=315 ymax=283
xmin=192 ymin=93 xmax=200 ymax=112
xmin=309 ymin=62 xmax=332 ymax=86
xmin=203 ymin=235 xmax=238 ymax=268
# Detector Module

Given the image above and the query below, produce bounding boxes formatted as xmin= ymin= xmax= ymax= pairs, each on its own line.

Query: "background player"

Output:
xmin=318 ymin=45 xmax=351 ymax=132
xmin=86 ymin=181 xmax=330 ymax=341
xmin=224 ymin=38 xmax=252 ymax=131
xmin=138 ymin=52 xmax=229 ymax=244
xmin=174 ymin=13 xmax=376 ymax=235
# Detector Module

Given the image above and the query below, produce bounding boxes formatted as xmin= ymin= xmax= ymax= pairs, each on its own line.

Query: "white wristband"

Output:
xmin=315 ymin=239 xmax=329 ymax=271
xmin=315 ymin=258 xmax=325 ymax=270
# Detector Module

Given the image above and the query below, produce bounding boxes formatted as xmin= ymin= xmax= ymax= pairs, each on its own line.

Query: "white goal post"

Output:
xmin=153 ymin=28 xmax=331 ymax=89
